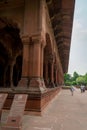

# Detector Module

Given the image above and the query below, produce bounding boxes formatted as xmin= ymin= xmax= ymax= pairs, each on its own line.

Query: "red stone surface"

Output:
xmin=0 ymin=94 xmax=8 ymax=110
xmin=0 ymin=93 xmax=8 ymax=120
xmin=2 ymin=94 xmax=28 ymax=130
xmin=18 ymin=78 xmax=29 ymax=87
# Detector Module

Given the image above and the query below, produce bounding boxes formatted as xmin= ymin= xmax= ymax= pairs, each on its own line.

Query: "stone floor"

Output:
xmin=1 ymin=88 xmax=87 ymax=130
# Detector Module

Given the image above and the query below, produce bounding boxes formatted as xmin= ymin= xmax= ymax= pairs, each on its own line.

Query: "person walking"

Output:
xmin=70 ymin=85 xmax=75 ymax=96
xmin=80 ymin=84 xmax=85 ymax=93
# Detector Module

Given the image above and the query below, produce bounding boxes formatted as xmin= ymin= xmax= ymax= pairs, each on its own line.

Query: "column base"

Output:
xmin=28 ymin=77 xmax=47 ymax=94
xmin=18 ymin=77 xmax=29 ymax=87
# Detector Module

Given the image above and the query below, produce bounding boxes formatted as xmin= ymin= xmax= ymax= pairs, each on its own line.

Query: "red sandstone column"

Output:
xmin=40 ymin=45 xmax=47 ymax=88
xmin=61 ymin=73 xmax=64 ymax=85
xmin=29 ymin=37 xmax=47 ymax=93
xmin=43 ymin=62 xmax=48 ymax=86
xmin=18 ymin=36 xmax=29 ymax=87
xmin=33 ymin=42 xmax=41 ymax=77
xmin=40 ymin=45 xmax=44 ymax=77
xmin=50 ymin=62 xmax=54 ymax=83
xmin=29 ymin=43 xmax=34 ymax=77
xmin=9 ymin=58 xmax=15 ymax=88
xmin=45 ymin=63 xmax=48 ymax=82
xmin=58 ymin=73 xmax=61 ymax=84
xmin=10 ymin=63 xmax=14 ymax=88
xmin=22 ymin=42 xmax=29 ymax=77
xmin=58 ymin=71 xmax=63 ymax=85
xmin=57 ymin=70 xmax=60 ymax=85
xmin=55 ymin=69 xmax=58 ymax=84
xmin=57 ymin=72 xmax=59 ymax=83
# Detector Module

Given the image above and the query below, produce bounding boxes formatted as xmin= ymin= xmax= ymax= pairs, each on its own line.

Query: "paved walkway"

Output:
xmin=1 ymin=88 xmax=87 ymax=130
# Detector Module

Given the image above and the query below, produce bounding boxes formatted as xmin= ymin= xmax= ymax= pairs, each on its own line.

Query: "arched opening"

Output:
xmin=0 ymin=42 xmax=9 ymax=87
xmin=0 ymin=64 xmax=5 ymax=86
xmin=13 ymin=56 xmax=22 ymax=86
xmin=0 ymin=18 xmax=23 ymax=87
xmin=43 ymin=33 xmax=53 ymax=87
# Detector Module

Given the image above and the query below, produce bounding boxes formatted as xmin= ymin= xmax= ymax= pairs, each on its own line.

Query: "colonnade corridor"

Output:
xmin=1 ymin=89 xmax=87 ymax=130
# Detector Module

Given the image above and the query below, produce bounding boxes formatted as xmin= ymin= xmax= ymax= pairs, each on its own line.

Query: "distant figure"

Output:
xmin=80 ymin=85 xmax=85 ymax=93
xmin=70 ymin=85 xmax=75 ymax=96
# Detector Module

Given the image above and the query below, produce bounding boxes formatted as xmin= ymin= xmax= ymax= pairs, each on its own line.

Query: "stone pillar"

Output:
xmin=47 ymin=53 xmax=55 ymax=87
xmin=8 ymin=58 xmax=16 ymax=88
xmin=28 ymin=39 xmax=34 ymax=78
xmin=50 ymin=62 xmax=54 ymax=83
xmin=55 ymin=69 xmax=58 ymax=86
xmin=49 ymin=61 xmax=55 ymax=88
xmin=56 ymin=68 xmax=60 ymax=85
xmin=29 ymin=36 xmax=47 ymax=93
xmin=18 ymin=36 xmax=29 ymax=87
xmin=45 ymin=63 xmax=48 ymax=83
xmin=10 ymin=63 xmax=14 ymax=88
xmin=43 ymin=62 xmax=48 ymax=86
xmin=40 ymin=45 xmax=44 ymax=78
xmin=33 ymin=41 xmax=41 ymax=77
xmin=58 ymin=71 xmax=63 ymax=86
xmin=56 ymin=70 xmax=58 ymax=83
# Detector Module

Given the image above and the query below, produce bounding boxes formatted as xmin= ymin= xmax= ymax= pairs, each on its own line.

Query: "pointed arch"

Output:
xmin=0 ymin=17 xmax=23 ymax=87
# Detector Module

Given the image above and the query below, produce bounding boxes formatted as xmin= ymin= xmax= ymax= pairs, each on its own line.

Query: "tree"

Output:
xmin=64 ymin=72 xmax=87 ymax=86
xmin=64 ymin=73 xmax=72 ymax=85
xmin=73 ymin=72 xmax=79 ymax=80
xmin=64 ymin=73 xmax=71 ymax=81
xmin=76 ymin=76 xmax=86 ymax=85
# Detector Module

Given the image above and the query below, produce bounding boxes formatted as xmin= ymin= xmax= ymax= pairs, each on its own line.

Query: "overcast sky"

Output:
xmin=68 ymin=0 xmax=87 ymax=75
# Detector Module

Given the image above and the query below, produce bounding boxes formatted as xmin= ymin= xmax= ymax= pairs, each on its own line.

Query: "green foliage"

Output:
xmin=64 ymin=71 xmax=87 ymax=86
xmin=72 ymin=72 xmax=79 ymax=81
xmin=72 ymin=81 xmax=77 ymax=85
xmin=64 ymin=73 xmax=71 ymax=81
xmin=65 ymin=81 xmax=72 ymax=86
xmin=76 ymin=76 xmax=84 ymax=85
xmin=64 ymin=73 xmax=72 ymax=86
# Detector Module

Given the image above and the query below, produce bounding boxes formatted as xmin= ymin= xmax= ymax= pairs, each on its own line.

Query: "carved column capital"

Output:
xmin=21 ymin=35 xmax=29 ymax=45
xmin=21 ymin=33 xmax=45 ymax=47
xmin=29 ymin=33 xmax=41 ymax=44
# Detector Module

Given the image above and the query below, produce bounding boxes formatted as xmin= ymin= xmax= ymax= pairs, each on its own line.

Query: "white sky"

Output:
xmin=68 ymin=0 xmax=87 ymax=75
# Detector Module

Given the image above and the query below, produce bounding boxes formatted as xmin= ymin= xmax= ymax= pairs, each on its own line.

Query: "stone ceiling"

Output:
xmin=0 ymin=0 xmax=24 ymax=9
xmin=46 ymin=0 xmax=75 ymax=73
